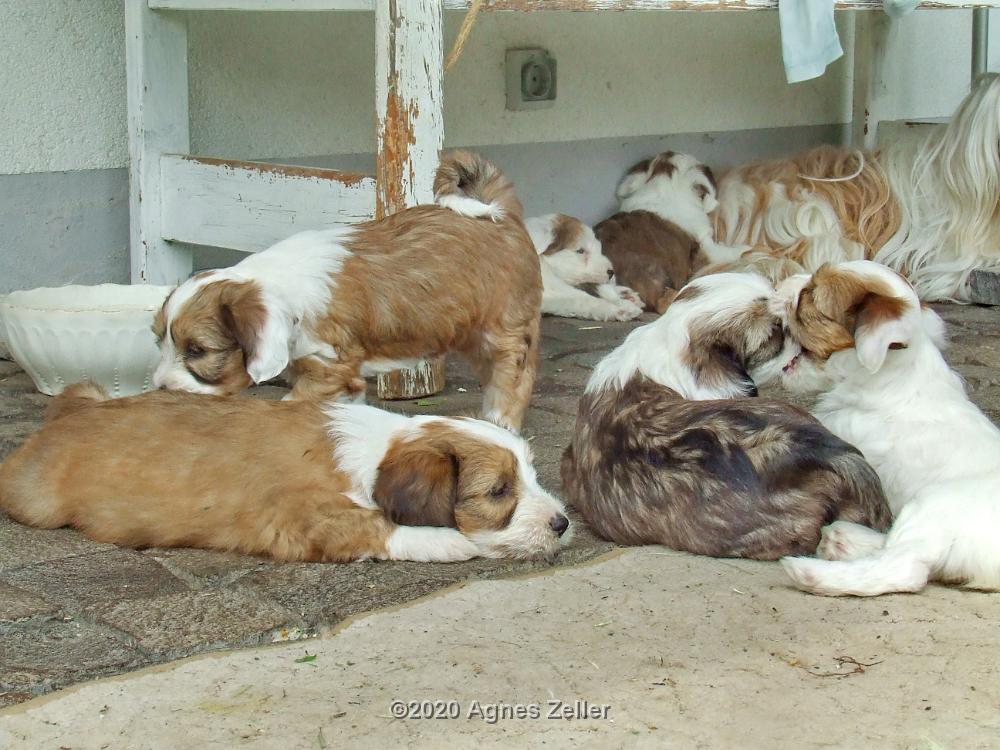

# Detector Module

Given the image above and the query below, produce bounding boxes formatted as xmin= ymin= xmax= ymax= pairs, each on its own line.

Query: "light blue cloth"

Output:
xmin=883 ymin=0 xmax=920 ymax=18
xmin=778 ymin=0 xmax=844 ymax=84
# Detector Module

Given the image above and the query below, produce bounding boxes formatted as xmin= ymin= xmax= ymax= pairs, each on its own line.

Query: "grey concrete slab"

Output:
xmin=2 ymin=548 xmax=998 ymax=749
xmin=0 ymin=304 xmax=998 ymax=712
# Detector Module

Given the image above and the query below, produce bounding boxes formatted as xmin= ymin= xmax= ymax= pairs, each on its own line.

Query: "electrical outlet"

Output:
xmin=506 ymin=48 xmax=557 ymax=111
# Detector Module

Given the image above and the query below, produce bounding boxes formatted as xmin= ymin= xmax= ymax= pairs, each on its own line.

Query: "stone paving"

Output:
xmin=1 ymin=304 xmax=998 ymax=707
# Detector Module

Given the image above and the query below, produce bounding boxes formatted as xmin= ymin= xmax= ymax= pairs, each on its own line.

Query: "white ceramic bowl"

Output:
xmin=0 ymin=284 xmax=173 ymax=397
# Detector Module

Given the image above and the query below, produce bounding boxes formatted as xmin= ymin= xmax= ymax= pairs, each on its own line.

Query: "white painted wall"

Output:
xmin=1 ymin=3 xmax=990 ymax=176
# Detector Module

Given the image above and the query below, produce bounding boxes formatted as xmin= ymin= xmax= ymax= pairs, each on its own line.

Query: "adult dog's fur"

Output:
xmin=777 ymin=261 xmax=1000 ymax=595
xmin=712 ymin=74 xmax=1000 ymax=302
xmin=524 ymin=213 xmax=643 ymax=322
xmin=561 ymin=273 xmax=890 ymax=559
xmin=0 ymin=384 xmax=570 ymax=563
xmin=152 ymin=151 xmax=541 ymax=430
xmin=595 ymin=151 xmax=744 ymax=313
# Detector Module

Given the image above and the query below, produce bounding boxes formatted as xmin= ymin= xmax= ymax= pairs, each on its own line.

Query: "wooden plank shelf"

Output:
xmin=159 ymin=155 xmax=375 ymax=252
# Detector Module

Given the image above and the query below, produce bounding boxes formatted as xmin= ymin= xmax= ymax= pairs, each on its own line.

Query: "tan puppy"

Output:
xmin=152 ymin=151 xmax=541 ymax=430
xmin=0 ymin=384 xmax=571 ymax=563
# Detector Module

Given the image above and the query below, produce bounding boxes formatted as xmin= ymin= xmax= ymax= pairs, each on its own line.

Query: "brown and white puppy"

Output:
xmin=524 ymin=213 xmax=643 ymax=322
xmin=594 ymin=151 xmax=744 ymax=313
xmin=561 ymin=272 xmax=891 ymax=560
xmin=711 ymin=74 xmax=1000 ymax=301
xmin=0 ymin=383 xmax=570 ymax=563
xmin=152 ymin=151 xmax=541 ymax=431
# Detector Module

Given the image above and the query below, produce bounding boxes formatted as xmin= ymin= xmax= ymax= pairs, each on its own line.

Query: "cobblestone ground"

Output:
xmin=1 ymin=304 xmax=998 ymax=706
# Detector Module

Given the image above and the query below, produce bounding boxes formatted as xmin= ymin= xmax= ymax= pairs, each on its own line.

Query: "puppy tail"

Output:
xmin=45 ymin=381 xmax=109 ymax=422
xmin=831 ymin=452 xmax=894 ymax=532
xmin=433 ymin=150 xmax=524 ymax=223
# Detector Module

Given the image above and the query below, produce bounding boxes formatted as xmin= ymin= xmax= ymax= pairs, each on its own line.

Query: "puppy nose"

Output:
xmin=549 ymin=514 xmax=569 ymax=537
xmin=607 ymin=269 xmax=615 ymax=280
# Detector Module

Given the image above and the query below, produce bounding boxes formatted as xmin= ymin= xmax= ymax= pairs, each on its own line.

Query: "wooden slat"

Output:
xmin=150 ymin=0 xmax=1000 ymax=11
xmin=375 ymin=0 xmax=444 ymax=217
xmin=126 ymin=3 xmax=193 ymax=285
xmin=159 ymin=155 xmax=376 ymax=253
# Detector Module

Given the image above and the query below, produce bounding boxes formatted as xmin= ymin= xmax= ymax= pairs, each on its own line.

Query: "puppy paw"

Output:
xmin=613 ymin=300 xmax=644 ymax=321
xmin=780 ymin=557 xmax=823 ymax=592
xmin=817 ymin=521 xmax=886 ymax=561
xmin=615 ymin=285 xmax=644 ymax=308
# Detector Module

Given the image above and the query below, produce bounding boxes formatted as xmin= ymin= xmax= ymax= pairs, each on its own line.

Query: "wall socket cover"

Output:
xmin=505 ymin=48 xmax=557 ymax=111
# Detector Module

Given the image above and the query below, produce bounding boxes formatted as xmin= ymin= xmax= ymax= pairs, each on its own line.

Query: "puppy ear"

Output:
xmin=616 ymin=158 xmax=652 ymax=200
xmin=853 ymin=295 xmax=912 ymax=373
xmin=687 ymin=341 xmax=757 ymax=398
xmin=219 ymin=284 xmax=290 ymax=383
xmin=800 ymin=265 xmax=912 ymax=373
xmin=373 ymin=443 xmax=458 ymax=527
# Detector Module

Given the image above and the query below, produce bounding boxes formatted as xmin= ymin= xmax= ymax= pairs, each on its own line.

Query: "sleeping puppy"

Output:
xmin=0 ymin=383 xmax=570 ymax=563
xmin=561 ymin=272 xmax=891 ymax=560
xmin=525 ymin=214 xmax=643 ymax=322
xmin=152 ymin=151 xmax=540 ymax=431
xmin=594 ymin=151 xmax=745 ymax=313
xmin=776 ymin=261 xmax=1000 ymax=595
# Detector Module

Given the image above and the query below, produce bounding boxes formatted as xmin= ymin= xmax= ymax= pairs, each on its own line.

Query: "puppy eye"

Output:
xmin=576 ymin=248 xmax=586 ymax=255
xmin=490 ymin=482 xmax=511 ymax=498
xmin=185 ymin=343 xmax=205 ymax=359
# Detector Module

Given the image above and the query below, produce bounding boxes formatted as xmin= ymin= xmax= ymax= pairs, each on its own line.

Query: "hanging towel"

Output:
xmin=883 ymin=0 xmax=919 ymax=18
xmin=779 ymin=0 xmax=844 ymax=84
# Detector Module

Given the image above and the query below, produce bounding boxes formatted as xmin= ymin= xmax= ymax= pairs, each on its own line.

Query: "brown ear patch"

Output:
xmin=791 ymin=265 xmax=909 ymax=359
xmin=698 ymin=164 xmax=718 ymax=192
xmin=683 ymin=299 xmax=775 ymax=396
xmin=543 ymin=214 xmax=586 ymax=256
xmin=219 ymin=283 xmax=268 ymax=364
xmin=648 ymin=151 xmax=677 ymax=180
xmin=373 ymin=439 xmax=458 ymax=528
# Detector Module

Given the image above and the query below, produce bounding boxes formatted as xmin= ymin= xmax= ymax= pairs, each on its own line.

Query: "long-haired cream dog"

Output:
xmin=711 ymin=74 xmax=1000 ymax=302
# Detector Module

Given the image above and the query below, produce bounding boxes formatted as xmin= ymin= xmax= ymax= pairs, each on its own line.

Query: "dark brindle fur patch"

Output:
xmin=561 ymin=374 xmax=891 ymax=560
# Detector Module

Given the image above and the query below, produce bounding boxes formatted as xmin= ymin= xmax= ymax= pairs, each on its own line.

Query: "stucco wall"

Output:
xmin=2 ymin=4 xmax=992 ymax=176
xmin=0 ymin=2 xmax=995 ymax=297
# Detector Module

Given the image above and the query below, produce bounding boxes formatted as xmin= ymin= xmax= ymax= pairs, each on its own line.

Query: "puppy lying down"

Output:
xmin=561 ymin=273 xmax=891 ymax=560
xmin=525 ymin=214 xmax=643 ymax=322
xmin=0 ymin=384 xmax=571 ymax=563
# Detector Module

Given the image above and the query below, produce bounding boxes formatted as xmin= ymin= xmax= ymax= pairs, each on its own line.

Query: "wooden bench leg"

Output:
xmin=125 ymin=2 xmax=193 ymax=285
xmin=375 ymin=0 xmax=446 ymax=398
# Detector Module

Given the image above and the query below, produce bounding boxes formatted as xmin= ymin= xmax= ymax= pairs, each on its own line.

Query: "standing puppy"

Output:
xmin=561 ymin=273 xmax=890 ymax=560
xmin=777 ymin=260 xmax=1000 ymax=595
xmin=525 ymin=213 xmax=643 ymax=322
xmin=152 ymin=151 xmax=541 ymax=430
xmin=595 ymin=151 xmax=744 ymax=313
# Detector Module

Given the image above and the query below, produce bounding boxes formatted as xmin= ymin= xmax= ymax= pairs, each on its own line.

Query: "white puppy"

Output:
xmin=525 ymin=214 xmax=643 ymax=322
xmin=776 ymin=260 xmax=1000 ymax=596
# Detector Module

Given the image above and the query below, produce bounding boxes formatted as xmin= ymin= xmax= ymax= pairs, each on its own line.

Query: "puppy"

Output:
xmin=776 ymin=260 xmax=1000 ymax=595
xmin=561 ymin=273 xmax=890 ymax=560
xmin=594 ymin=151 xmax=745 ymax=313
xmin=524 ymin=214 xmax=643 ymax=322
xmin=152 ymin=151 xmax=541 ymax=431
xmin=0 ymin=383 xmax=570 ymax=563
